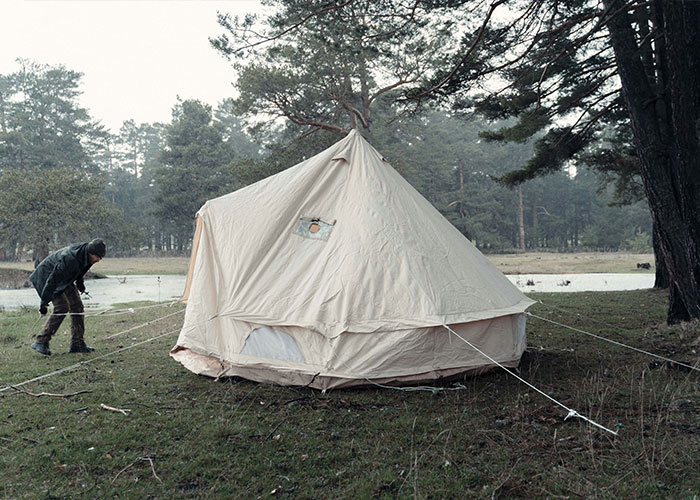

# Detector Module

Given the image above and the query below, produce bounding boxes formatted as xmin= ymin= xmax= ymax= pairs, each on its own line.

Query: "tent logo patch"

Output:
xmin=294 ymin=217 xmax=335 ymax=241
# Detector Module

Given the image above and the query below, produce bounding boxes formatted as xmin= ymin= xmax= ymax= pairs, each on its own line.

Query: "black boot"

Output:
xmin=69 ymin=340 xmax=95 ymax=353
xmin=31 ymin=342 xmax=51 ymax=356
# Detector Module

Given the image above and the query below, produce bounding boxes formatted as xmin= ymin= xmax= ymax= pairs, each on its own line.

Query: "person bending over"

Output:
xmin=29 ymin=238 xmax=106 ymax=355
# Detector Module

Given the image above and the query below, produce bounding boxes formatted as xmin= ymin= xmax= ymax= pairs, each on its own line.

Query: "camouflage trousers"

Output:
xmin=36 ymin=284 xmax=84 ymax=346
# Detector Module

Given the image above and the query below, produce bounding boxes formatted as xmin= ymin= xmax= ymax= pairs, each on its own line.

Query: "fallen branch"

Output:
xmin=140 ymin=456 xmax=162 ymax=483
xmin=100 ymin=403 xmax=131 ymax=415
xmin=110 ymin=456 xmax=162 ymax=485
xmin=111 ymin=461 xmax=135 ymax=484
xmin=266 ymin=416 xmax=289 ymax=440
xmin=11 ymin=386 xmax=92 ymax=398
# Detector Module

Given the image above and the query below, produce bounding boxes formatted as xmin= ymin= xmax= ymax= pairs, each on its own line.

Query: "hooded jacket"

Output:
xmin=29 ymin=243 xmax=93 ymax=306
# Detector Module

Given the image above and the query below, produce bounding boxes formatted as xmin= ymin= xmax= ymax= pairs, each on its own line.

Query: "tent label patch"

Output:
xmin=295 ymin=217 xmax=335 ymax=241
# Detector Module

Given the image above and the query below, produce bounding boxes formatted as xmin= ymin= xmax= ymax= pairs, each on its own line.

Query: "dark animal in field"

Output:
xmin=637 ymin=262 xmax=651 ymax=269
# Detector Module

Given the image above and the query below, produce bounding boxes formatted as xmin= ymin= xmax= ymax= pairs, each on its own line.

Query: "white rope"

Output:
xmin=86 ymin=302 xmax=180 ymax=317
xmin=534 ymin=299 xmax=639 ymax=334
xmin=0 ymin=328 xmax=181 ymax=394
xmin=361 ymin=378 xmax=467 ymax=393
xmin=527 ymin=312 xmax=700 ymax=374
xmin=39 ymin=301 xmax=179 ymax=318
xmin=104 ymin=308 xmax=185 ymax=339
xmin=442 ymin=324 xmax=619 ymax=436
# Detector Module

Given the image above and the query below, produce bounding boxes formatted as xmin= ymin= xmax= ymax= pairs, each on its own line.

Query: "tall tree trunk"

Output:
xmin=33 ymin=240 xmax=49 ymax=268
xmin=652 ymin=222 xmax=669 ymax=289
xmin=359 ymin=56 xmax=371 ymax=128
xmin=518 ymin=185 xmax=525 ymax=251
xmin=604 ymin=0 xmax=700 ymax=323
xmin=532 ymin=202 xmax=538 ymax=249
xmin=15 ymin=242 xmax=23 ymax=262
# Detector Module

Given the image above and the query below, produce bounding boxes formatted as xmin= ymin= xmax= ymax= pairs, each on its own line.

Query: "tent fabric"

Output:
xmin=171 ymin=130 xmax=534 ymax=388
xmin=180 ymin=213 xmax=202 ymax=303
xmin=172 ymin=314 xmax=527 ymax=389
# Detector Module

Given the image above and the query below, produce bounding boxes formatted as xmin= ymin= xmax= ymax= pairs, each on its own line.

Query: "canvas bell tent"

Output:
xmin=171 ymin=130 xmax=535 ymax=389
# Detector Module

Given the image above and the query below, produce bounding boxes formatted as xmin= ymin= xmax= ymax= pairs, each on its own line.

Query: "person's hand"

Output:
xmin=39 ymin=304 xmax=48 ymax=316
xmin=77 ymin=281 xmax=86 ymax=294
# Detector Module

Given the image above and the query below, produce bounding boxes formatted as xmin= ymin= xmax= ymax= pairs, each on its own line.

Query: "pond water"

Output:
xmin=507 ymin=273 xmax=655 ymax=293
xmin=0 ymin=275 xmax=186 ymax=311
xmin=0 ymin=273 xmax=655 ymax=311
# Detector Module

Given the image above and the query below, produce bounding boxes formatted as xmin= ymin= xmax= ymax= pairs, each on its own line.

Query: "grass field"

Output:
xmin=0 ymin=256 xmax=191 ymax=276
xmin=0 ymin=251 xmax=655 ymax=281
xmin=1 ymin=288 xmax=698 ymax=499
xmin=486 ymin=251 xmax=655 ymax=275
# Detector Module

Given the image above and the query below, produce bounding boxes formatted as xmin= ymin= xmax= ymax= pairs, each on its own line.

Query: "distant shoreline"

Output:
xmin=0 ymin=251 xmax=654 ymax=289
xmin=0 ymin=268 xmax=107 ymax=290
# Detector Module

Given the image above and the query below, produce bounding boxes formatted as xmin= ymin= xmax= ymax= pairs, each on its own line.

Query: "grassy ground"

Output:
xmin=0 ymin=290 xmax=698 ymax=499
xmin=487 ymin=252 xmax=655 ymax=275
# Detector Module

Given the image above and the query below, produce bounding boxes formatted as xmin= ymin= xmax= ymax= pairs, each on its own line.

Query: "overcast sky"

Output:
xmin=1 ymin=0 xmax=267 ymax=132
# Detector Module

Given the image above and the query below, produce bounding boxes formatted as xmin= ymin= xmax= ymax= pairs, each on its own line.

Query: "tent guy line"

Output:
xmin=534 ymin=298 xmax=666 ymax=337
xmin=443 ymin=324 xmax=620 ymax=436
xmin=3 ymin=302 xmax=685 ymax=438
xmin=526 ymin=312 xmax=700 ymax=374
xmin=0 ymin=326 xmax=181 ymax=394
xmin=358 ymin=379 xmax=468 ymax=393
xmin=4 ymin=307 xmax=184 ymax=395
xmin=104 ymin=308 xmax=185 ymax=339
xmin=33 ymin=301 xmax=180 ymax=318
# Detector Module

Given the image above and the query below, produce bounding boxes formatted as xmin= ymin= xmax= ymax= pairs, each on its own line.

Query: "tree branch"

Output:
xmin=361 ymin=0 xmax=421 ymax=41
xmin=224 ymin=0 xmax=358 ymax=56
xmin=369 ymin=76 xmax=419 ymax=106
xmin=343 ymin=103 xmax=369 ymax=128
xmin=547 ymin=91 xmax=621 ymax=155
xmin=407 ymin=0 xmax=508 ymax=100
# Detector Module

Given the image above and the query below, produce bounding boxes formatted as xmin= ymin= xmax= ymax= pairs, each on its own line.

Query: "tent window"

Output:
xmin=241 ymin=327 xmax=305 ymax=363
xmin=294 ymin=217 xmax=335 ymax=241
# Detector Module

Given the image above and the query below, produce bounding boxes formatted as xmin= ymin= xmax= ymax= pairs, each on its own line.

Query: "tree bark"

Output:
xmin=652 ymin=223 xmax=669 ymax=289
xmin=604 ymin=0 xmax=700 ymax=323
xmin=532 ymin=202 xmax=538 ymax=248
xmin=518 ymin=185 xmax=525 ymax=251
xmin=33 ymin=240 xmax=49 ymax=268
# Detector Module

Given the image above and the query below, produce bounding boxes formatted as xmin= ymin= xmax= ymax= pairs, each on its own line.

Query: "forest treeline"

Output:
xmin=0 ymin=60 xmax=651 ymax=261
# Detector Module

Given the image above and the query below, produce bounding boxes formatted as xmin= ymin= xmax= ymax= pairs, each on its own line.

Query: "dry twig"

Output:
xmin=10 ymin=386 xmax=92 ymax=398
xmin=111 ymin=461 xmax=135 ymax=484
xmin=110 ymin=456 xmax=162 ymax=485
xmin=100 ymin=403 xmax=131 ymax=415
xmin=141 ymin=456 xmax=162 ymax=483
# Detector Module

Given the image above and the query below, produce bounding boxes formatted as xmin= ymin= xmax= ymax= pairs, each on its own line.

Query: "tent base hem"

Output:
xmin=169 ymin=346 xmax=520 ymax=390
